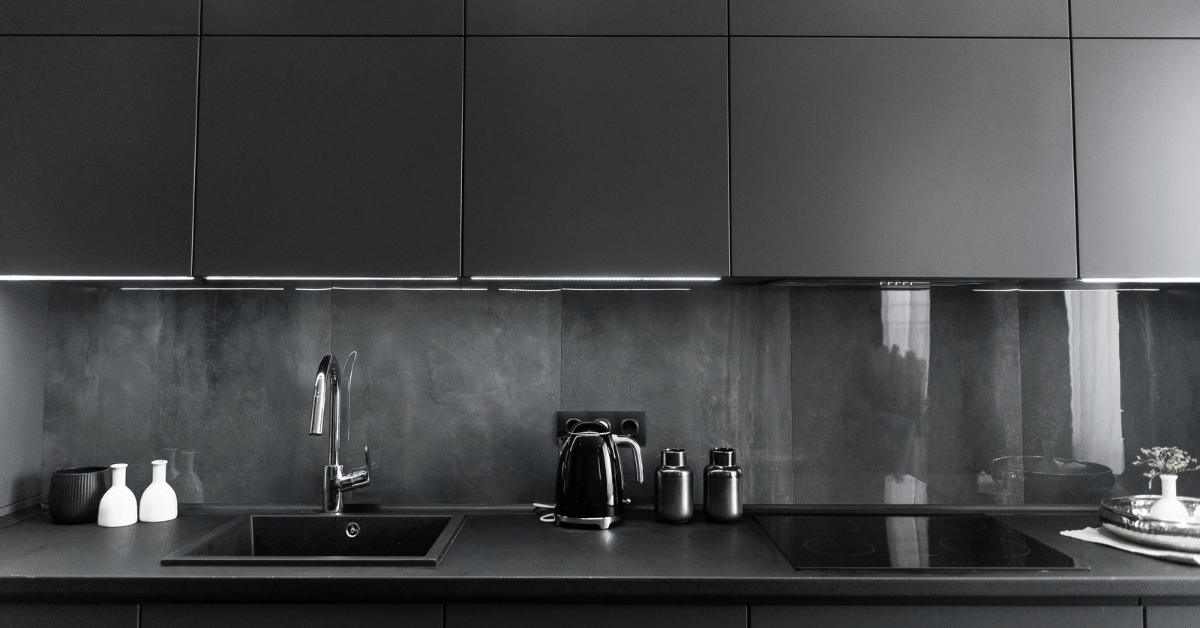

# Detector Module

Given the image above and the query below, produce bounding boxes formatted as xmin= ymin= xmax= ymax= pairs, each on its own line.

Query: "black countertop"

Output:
xmin=1 ymin=507 xmax=1198 ymax=604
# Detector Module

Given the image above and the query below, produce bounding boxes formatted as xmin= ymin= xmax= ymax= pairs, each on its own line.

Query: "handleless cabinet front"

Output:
xmin=1072 ymin=0 xmax=1200 ymax=37
xmin=447 ymin=604 xmax=746 ymax=628
xmin=730 ymin=38 xmax=1076 ymax=279
xmin=731 ymin=0 xmax=1067 ymax=36
xmin=194 ymin=37 xmax=463 ymax=278
xmin=463 ymin=37 xmax=729 ymax=278
xmin=466 ymin=0 xmax=726 ymax=35
xmin=143 ymin=604 xmax=442 ymax=628
xmin=202 ymin=0 xmax=462 ymax=35
xmin=752 ymin=606 xmax=1142 ymax=628
xmin=0 ymin=36 xmax=197 ymax=276
xmin=1075 ymin=40 xmax=1200 ymax=280
xmin=0 ymin=0 xmax=198 ymax=34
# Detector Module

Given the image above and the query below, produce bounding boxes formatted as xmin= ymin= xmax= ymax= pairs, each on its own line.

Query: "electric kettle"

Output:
xmin=554 ymin=420 xmax=643 ymax=529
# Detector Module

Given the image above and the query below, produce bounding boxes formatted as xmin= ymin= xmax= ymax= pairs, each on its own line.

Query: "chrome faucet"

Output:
xmin=309 ymin=352 xmax=370 ymax=513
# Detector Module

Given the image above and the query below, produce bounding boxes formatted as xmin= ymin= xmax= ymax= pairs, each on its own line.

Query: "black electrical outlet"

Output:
xmin=556 ymin=411 xmax=646 ymax=445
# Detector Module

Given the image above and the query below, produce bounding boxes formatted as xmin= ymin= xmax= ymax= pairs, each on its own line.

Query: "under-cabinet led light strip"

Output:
xmin=0 ymin=275 xmax=194 ymax=282
xmin=471 ymin=276 xmax=721 ymax=282
xmin=294 ymin=286 xmax=486 ymax=291
xmin=1081 ymin=278 xmax=1200 ymax=283
xmin=204 ymin=276 xmax=458 ymax=282
xmin=121 ymin=286 xmax=284 ymax=291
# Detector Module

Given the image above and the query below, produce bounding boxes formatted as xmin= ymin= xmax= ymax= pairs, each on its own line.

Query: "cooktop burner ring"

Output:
xmin=802 ymin=537 xmax=877 ymax=556
xmin=938 ymin=536 xmax=1032 ymax=558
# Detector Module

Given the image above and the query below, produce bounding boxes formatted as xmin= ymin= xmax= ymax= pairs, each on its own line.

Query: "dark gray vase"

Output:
xmin=48 ymin=466 xmax=111 ymax=524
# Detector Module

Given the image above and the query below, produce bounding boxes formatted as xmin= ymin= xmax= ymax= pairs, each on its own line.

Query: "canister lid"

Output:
xmin=709 ymin=447 xmax=736 ymax=467
xmin=661 ymin=448 xmax=687 ymax=467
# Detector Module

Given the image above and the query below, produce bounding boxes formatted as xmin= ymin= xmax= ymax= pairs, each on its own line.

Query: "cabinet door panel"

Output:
xmin=1075 ymin=40 xmax=1200 ymax=280
xmin=143 ymin=604 xmax=441 ymax=628
xmin=1146 ymin=606 xmax=1200 ymax=628
xmin=203 ymin=0 xmax=462 ymax=35
xmin=1072 ymin=0 xmax=1200 ymax=37
xmin=195 ymin=37 xmax=463 ymax=278
xmin=730 ymin=38 xmax=1076 ymax=279
xmin=0 ymin=604 xmax=137 ymax=628
xmin=752 ymin=606 xmax=1142 ymax=628
xmin=731 ymin=0 xmax=1067 ymax=36
xmin=0 ymin=0 xmax=198 ymax=34
xmin=464 ymin=37 xmax=729 ymax=278
xmin=446 ymin=604 xmax=745 ymax=628
xmin=467 ymin=0 xmax=726 ymax=35
xmin=0 ymin=36 xmax=197 ymax=276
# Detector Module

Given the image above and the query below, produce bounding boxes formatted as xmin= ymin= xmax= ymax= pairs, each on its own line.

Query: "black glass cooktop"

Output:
xmin=756 ymin=515 xmax=1085 ymax=570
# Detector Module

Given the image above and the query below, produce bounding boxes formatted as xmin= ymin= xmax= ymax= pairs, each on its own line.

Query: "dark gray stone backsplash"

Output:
xmin=39 ymin=285 xmax=1200 ymax=506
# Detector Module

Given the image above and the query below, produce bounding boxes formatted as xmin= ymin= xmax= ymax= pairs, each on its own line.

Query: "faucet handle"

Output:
xmin=336 ymin=446 xmax=371 ymax=492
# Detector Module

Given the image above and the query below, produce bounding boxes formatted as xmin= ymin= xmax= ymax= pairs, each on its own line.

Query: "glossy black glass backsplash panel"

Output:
xmin=39 ymin=285 xmax=1200 ymax=506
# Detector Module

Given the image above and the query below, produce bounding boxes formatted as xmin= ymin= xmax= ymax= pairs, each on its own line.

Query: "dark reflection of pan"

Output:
xmin=990 ymin=456 xmax=1115 ymax=504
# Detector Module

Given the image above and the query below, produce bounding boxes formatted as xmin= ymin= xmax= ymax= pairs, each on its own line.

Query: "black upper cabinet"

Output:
xmin=1072 ymin=0 xmax=1200 ymax=37
xmin=0 ymin=37 xmax=197 ymax=276
xmin=730 ymin=38 xmax=1076 ymax=279
xmin=203 ymin=0 xmax=462 ymax=35
xmin=730 ymin=0 xmax=1067 ymax=36
xmin=466 ymin=0 xmax=726 ymax=35
xmin=0 ymin=0 xmax=198 ymax=34
xmin=463 ymin=37 xmax=729 ymax=278
xmin=1075 ymin=40 xmax=1200 ymax=279
xmin=194 ymin=37 xmax=463 ymax=278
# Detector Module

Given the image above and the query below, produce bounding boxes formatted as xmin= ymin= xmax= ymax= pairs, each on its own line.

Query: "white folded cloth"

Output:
xmin=1061 ymin=526 xmax=1200 ymax=566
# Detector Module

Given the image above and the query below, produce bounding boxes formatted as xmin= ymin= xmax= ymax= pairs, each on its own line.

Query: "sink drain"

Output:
xmin=345 ymin=522 xmax=360 ymax=538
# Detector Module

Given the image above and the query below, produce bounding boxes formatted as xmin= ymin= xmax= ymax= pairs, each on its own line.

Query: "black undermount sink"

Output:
xmin=161 ymin=514 xmax=466 ymax=566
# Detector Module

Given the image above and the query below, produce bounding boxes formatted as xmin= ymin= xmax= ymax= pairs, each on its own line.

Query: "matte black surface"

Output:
xmin=757 ymin=515 xmax=1081 ymax=570
xmin=752 ymin=606 xmax=1143 ymax=628
xmin=0 ymin=37 xmax=197 ymax=276
xmin=142 ymin=604 xmax=441 ymax=628
xmin=162 ymin=514 xmax=464 ymax=565
xmin=447 ymin=604 xmax=746 ymax=628
xmin=467 ymin=0 xmax=726 ymax=35
xmin=0 ymin=285 xmax=47 ymax=513
xmin=0 ymin=510 xmax=1194 ymax=602
xmin=463 ymin=37 xmax=729 ymax=278
xmin=1146 ymin=606 xmax=1200 ymax=628
xmin=1072 ymin=0 xmax=1200 ymax=37
xmin=202 ymin=0 xmax=462 ymax=35
xmin=730 ymin=0 xmax=1067 ymax=36
xmin=195 ymin=37 xmax=463 ymax=278
xmin=1074 ymin=40 xmax=1200 ymax=279
xmin=730 ymin=38 xmax=1076 ymax=279
xmin=0 ymin=603 xmax=137 ymax=628
xmin=0 ymin=0 xmax=198 ymax=34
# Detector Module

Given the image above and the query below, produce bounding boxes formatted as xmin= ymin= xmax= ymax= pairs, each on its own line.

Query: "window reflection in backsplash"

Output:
xmin=38 ymin=285 xmax=1200 ymax=506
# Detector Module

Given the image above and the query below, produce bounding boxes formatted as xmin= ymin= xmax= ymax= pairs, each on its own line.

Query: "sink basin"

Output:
xmin=161 ymin=514 xmax=465 ymax=566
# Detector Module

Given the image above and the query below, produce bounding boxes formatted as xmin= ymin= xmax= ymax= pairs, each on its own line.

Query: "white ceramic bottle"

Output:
xmin=1149 ymin=474 xmax=1191 ymax=522
xmin=139 ymin=459 xmax=178 ymax=522
xmin=97 ymin=463 xmax=138 ymax=527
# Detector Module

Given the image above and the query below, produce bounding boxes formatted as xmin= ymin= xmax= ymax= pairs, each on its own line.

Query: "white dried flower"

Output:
xmin=1133 ymin=446 xmax=1200 ymax=489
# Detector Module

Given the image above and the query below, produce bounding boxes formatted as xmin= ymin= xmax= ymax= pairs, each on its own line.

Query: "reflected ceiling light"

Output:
xmin=0 ymin=275 xmax=193 ymax=281
xmin=295 ymin=286 xmax=485 ymax=292
xmin=204 ymin=276 xmax=458 ymax=282
xmin=470 ymin=276 xmax=721 ymax=282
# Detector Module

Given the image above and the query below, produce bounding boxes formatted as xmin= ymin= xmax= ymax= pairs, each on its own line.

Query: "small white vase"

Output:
xmin=139 ymin=459 xmax=178 ymax=522
xmin=1149 ymin=474 xmax=1191 ymax=522
xmin=97 ymin=463 xmax=138 ymax=527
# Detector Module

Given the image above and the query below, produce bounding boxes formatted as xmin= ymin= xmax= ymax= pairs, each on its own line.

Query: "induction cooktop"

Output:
xmin=756 ymin=515 xmax=1085 ymax=570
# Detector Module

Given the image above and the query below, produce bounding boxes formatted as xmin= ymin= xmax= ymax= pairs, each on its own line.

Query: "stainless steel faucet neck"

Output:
xmin=309 ymin=353 xmax=370 ymax=513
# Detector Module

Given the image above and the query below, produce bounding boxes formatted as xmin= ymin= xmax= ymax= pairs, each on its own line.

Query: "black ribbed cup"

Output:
xmin=48 ymin=466 xmax=111 ymax=525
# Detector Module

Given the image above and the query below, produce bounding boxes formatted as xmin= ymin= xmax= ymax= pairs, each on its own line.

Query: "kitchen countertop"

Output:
xmin=0 ymin=507 xmax=1198 ymax=604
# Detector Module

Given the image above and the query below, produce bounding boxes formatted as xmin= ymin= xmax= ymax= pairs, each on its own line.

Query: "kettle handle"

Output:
xmin=612 ymin=435 xmax=644 ymax=483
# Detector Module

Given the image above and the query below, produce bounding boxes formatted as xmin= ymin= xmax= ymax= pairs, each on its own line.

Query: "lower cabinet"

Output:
xmin=0 ymin=604 xmax=137 ymax=628
xmin=1146 ymin=606 xmax=1198 ymax=628
xmin=446 ymin=604 xmax=747 ymax=628
xmin=141 ymin=604 xmax=441 ymax=628
xmin=750 ymin=606 xmax=1143 ymax=628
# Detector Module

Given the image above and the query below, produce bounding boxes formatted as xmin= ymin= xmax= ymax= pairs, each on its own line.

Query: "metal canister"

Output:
xmin=703 ymin=447 xmax=742 ymax=523
xmin=655 ymin=449 xmax=693 ymax=523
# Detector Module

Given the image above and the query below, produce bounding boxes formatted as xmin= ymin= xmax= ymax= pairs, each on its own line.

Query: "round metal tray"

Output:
xmin=1099 ymin=495 xmax=1200 ymax=552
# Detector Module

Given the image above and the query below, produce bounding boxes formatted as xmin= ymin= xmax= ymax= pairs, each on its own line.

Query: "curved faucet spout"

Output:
xmin=309 ymin=353 xmax=369 ymax=512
